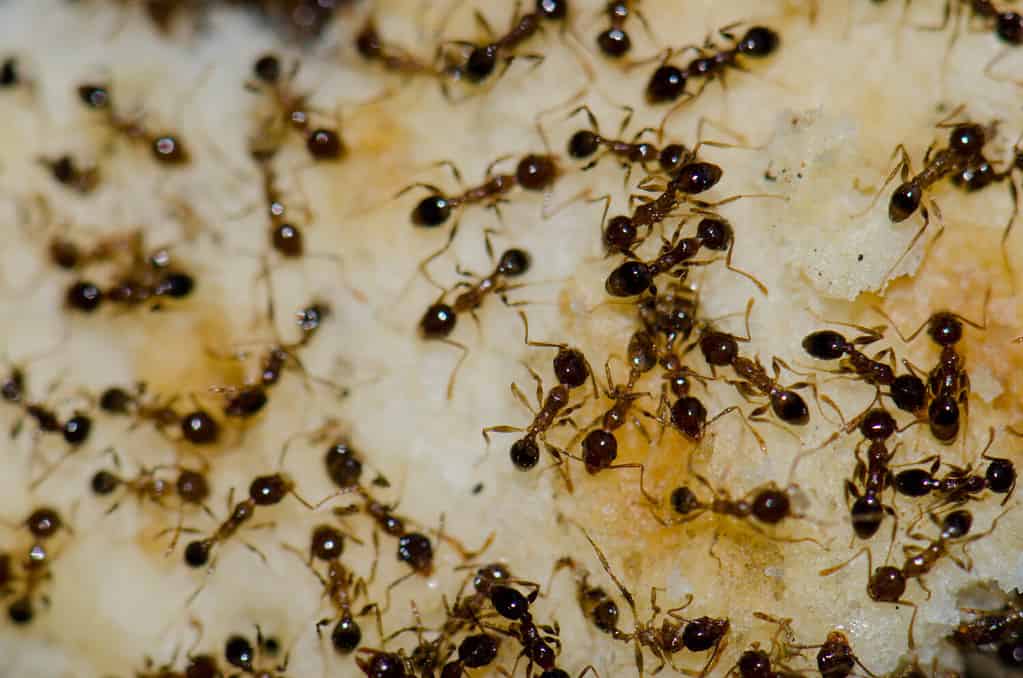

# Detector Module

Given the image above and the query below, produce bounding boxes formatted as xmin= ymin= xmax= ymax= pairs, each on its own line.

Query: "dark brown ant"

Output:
xmin=801 ymin=324 xmax=928 ymax=415
xmin=483 ymin=312 xmax=595 ymax=476
xmin=420 ymin=248 xmax=532 ymax=398
xmin=791 ymin=630 xmax=877 ymax=678
xmin=251 ymin=154 xmax=315 ymax=259
xmin=76 ymin=81 xmax=189 ymax=165
xmin=883 ymin=306 xmax=984 ymax=443
xmin=284 ymin=525 xmax=376 ymax=656
xmin=566 ymin=105 xmax=680 ymax=180
xmin=921 ymin=1 xmax=1023 ymax=47
xmin=821 ymin=508 xmax=1006 ymax=648
xmin=480 ymin=590 xmax=561 ymax=674
xmin=440 ymin=2 xmax=566 ymax=88
xmin=356 ymin=648 xmax=416 ymax=678
xmin=355 ymin=19 xmax=440 ymax=77
xmin=440 ymin=633 xmax=502 ymax=677
xmin=894 ymin=429 xmax=1016 ymax=506
xmin=583 ymin=532 xmax=730 ymax=677
xmin=5 ymin=540 xmax=59 ymax=625
xmin=697 ymin=303 xmax=828 ymax=427
xmin=335 ymin=485 xmax=438 ymax=576
xmin=223 ymin=627 xmax=289 ymax=678
xmin=606 ymin=215 xmax=766 ymax=297
xmin=840 ymin=408 xmax=902 ymax=541
xmin=726 ymin=612 xmax=802 ymax=678
xmin=596 ymin=1 xmax=648 ymax=58
xmin=0 ymin=56 xmax=22 ymax=89
xmin=245 ymin=53 xmax=343 ymax=161
xmin=37 ymin=154 xmax=100 ymax=194
xmin=552 ymin=557 xmax=621 ymax=635
xmin=637 ymin=280 xmax=699 ymax=347
xmin=951 ymin=588 xmax=1023 ymax=649
xmin=643 ymin=24 xmax=780 ymax=105
xmin=175 ymin=472 xmax=326 ymax=568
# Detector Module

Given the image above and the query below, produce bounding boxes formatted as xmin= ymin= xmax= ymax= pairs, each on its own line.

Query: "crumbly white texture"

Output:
xmin=0 ymin=0 xmax=1021 ymax=677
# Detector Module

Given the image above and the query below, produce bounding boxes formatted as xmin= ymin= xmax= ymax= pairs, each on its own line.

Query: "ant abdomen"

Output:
xmin=889 ymin=182 xmax=922 ymax=222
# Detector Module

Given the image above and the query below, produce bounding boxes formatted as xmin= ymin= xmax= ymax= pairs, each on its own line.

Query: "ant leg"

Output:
xmin=819 ymin=546 xmax=870 ymax=577
xmin=511 ymin=380 xmax=537 ymax=414
xmin=721 ymin=240 xmax=767 ymax=294
xmin=854 ymin=144 xmax=913 ymax=218
xmin=1001 ymin=173 xmax=1019 ymax=281
xmin=481 ymin=424 xmax=525 ymax=444
xmin=394 ymin=181 xmax=446 ymax=199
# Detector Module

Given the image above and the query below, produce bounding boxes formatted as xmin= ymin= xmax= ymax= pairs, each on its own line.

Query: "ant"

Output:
xmin=583 ymin=532 xmax=730 ymax=677
xmin=420 ymin=248 xmax=532 ymax=398
xmin=839 ymin=407 xmax=903 ymax=541
xmin=801 ymin=324 xmax=928 ymax=415
xmin=884 ymin=306 xmax=984 ymax=443
xmin=223 ymin=627 xmax=289 ymax=678
xmin=37 ymin=154 xmax=100 ymax=194
xmin=441 ymin=633 xmax=503 ymax=677
xmin=245 ymin=53 xmax=343 ymax=161
xmin=251 ymin=154 xmax=316 ymax=259
xmin=863 ymin=112 xmax=996 ymax=275
xmin=335 ymin=486 xmax=439 ymax=576
xmin=606 ymin=215 xmax=766 ymax=298
xmin=920 ymin=1 xmax=1023 ymax=48
xmin=697 ymin=303 xmax=828 ymax=427
xmin=90 ymin=452 xmax=212 ymax=523
xmin=482 ymin=311 xmax=595 ymax=476
xmin=439 ymin=1 xmax=567 ymax=89
xmin=99 ymin=383 xmax=222 ymax=447
xmin=76 ymin=81 xmax=189 ymax=165
xmin=726 ymin=612 xmax=802 ymax=678
xmin=480 ymin=587 xmax=561 ymax=674
xmin=894 ymin=429 xmax=1016 ymax=506
xmin=951 ymin=587 xmax=1023 ymax=649
xmin=355 ymin=19 xmax=440 ymax=77
xmin=821 ymin=508 xmax=1006 ymax=648
xmin=637 ymin=280 xmax=699 ymax=347
xmin=5 ymin=540 xmax=60 ymax=625
xmin=596 ymin=1 xmax=648 ymax=58
xmin=63 ymin=243 xmax=196 ymax=313
xmin=643 ymin=24 xmax=780 ymax=105
xmin=356 ymin=648 xmax=417 ymax=678
xmin=565 ymin=105 xmax=686 ymax=180
xmin=175 ymin=472 xmax=326 ymax=568
xmin=285 ymin=524 xmax=377 ymax=656
xmin=552 ymin=557 xmax=621 ymax=635
xmin=793 ymin=629 xmax=877 ymax=678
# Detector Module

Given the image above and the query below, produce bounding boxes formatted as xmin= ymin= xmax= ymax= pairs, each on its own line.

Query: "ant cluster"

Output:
xmin=1 ymin=1 xmax=1022 ymax=678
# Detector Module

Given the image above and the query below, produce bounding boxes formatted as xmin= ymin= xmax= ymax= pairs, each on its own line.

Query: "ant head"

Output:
xmin=152 ymin=135 xmax=189 ymax=165
xmin=307 ymin=128 xmax=344 ymax=161
xmin=659 ymin=144 xmax=691 ymax=174
xmin=699 ymin=330 xmax=738 ymax=366
xmin=91 ymin=470 xmax=121 ymax=495
xmin=253 ymin=53 xmax=281 ymax=83
xmin=888 ymin=182 xmax=922 ymax=222
xmin=859 ymin=408 xmax=896 ymax=441
xmin=497 ymin=248 xmax=531 ymax=276
xmin=419 ymin=303 xmax=457 ymax=339
xmin=597 ymin=27 xmax=631 ymax=57
xmin=536 ymin=0 xmax=568 ymax=21
xmin=77 ymin=83 xmax=110 ymax=109
xmin=646 ymin=65 xmax=686 ymax=104
xmin=738 ymin=648 xmax=772 ymax=678
xmin=272 ymin=223 xmax=304 ymax=257
xmin=358 ymin=650 xmax=408 ymax=678
xmin=751 ymin=488 xmax=790 ymax=524
xmin=510 ymin=437 xmax=541 ymax=470
xmin=670 ymin=485 xmax=701 ymax=515
xmin=66 ymin=280 xmax=104 ymax=312
xmin=696 ymin=217 xmax=732 ymax=251
xmin=310 ymin=524 xmax=345 ymax=561
xmin=671 ymin=396 xmax=707 ymax=440
xmin=603 ymin=215 xmax=638 ymax=253
xmin=996 ymin=12 xmax=1023 ymax=45
xmin=553 ymin=347 xmax=590 ymax=387
xmin=185 ymin=654 xmax=219 ymax=678
xmin=581 ymin=429 xmax=618 ymax=474
xmin=25 ymin=507 xmax=63 ymax=539
xmin=948 ymin=123 xmax=986 ymax=155
xmin=325 ymin=441 xmax=365 ymax=488
xmin=225 ymin=634 xmax=255 ymax=671
xmin=412 ymin=195 xmax=452 ymax=227
xmin=867 ymin=566 xmax=905 ymax=602
xmin=568 ymin=129 xmax=600 ymax=159
xmin=177 ymin=469 xmax=210 ymax=504
xmin=184 ymin=539 xmax=211 ymax=568
xmin=0 ymin=57 xmax=19 ymax=87
xmin=356 ymin=21 xmax=382 ymax=59
xmin=249 ymin=473 xmax=289 ymax=506
xmin=676 ymin=162 xmax=722 ymax=194
xmin=473 ymin=562 xmax=512 ymax=593
xmin=397 ymin=532 xmax=434 ymax=574
xmin=927 ymin=312 xmax=963 ymax=346
xmin=986 ymin=458 xmax=1016 ymax=494
xmin=738 ymin=26 xmax=779 ymax=57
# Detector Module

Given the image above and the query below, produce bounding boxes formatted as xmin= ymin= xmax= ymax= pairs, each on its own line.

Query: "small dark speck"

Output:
xmin=373 ymin=475 xmax=391 ymax=488
xmin=472 ymin=482 xmax=484 ymax=495
xmin=857 ymin=254 xmax=864 ymax=261
xmin=796 ymin=173 xmax=803 ymax=179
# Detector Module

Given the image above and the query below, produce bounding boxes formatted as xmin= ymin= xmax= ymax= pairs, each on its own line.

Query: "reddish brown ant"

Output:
xmin=918 ymin=1 xmax=1023 ymax=48
xmin=334 ymin=485 xmax=438 ymax=577
xmin=420 ymin=248 xmax=533 ymax=399
xmin=439 ymin=1 xmax=566 ymax=91
xmin=606 ymin=215 xmax=766 ymax=298
xmin=223 ymin=627 xmax=290 ymax=678
xmin=284 ymin=524 xmax=378 ymax=656
xmin=552 ymin=557 xmax=622 ymax=635
xmin=245 ymin=52 xmax=343 ymax=161
xmin=583 ymin=532 xmax=730 ymax=677
xmin=951 ymin=587 xmax=1023 ymax=649
xmin=880 ymin=303 xmax=985 ymax=443
xmin=4 ymin=540 xmax=60 ymax=625
xmin=482 ymin=311 xmax=595 ymax=477
xmin=801 ymin=323 xmax=927 ymax=415
xmin=894 ymin=428 xmax=1017 ymax=506
xmin=791 ymin=629 xmax=877 ymax=678
xmin=643 ymin=24 xmax=780 ymax=105
xmin=726 ymin=612 xmax=802 ymax=678
xmin=37 ymin=154 xmax=100 ymax=194
xmin=76 ymin=81 xmax=189 ymax=165
xmin=821 ymin=508 xmax=1007 ymax=648
xmin=565 ymin=105 xmax=682 ymax=181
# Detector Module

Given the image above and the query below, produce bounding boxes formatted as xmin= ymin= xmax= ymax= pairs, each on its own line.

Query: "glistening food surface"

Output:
xmin=0 ymin=1 xmax=1022 ymax=677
